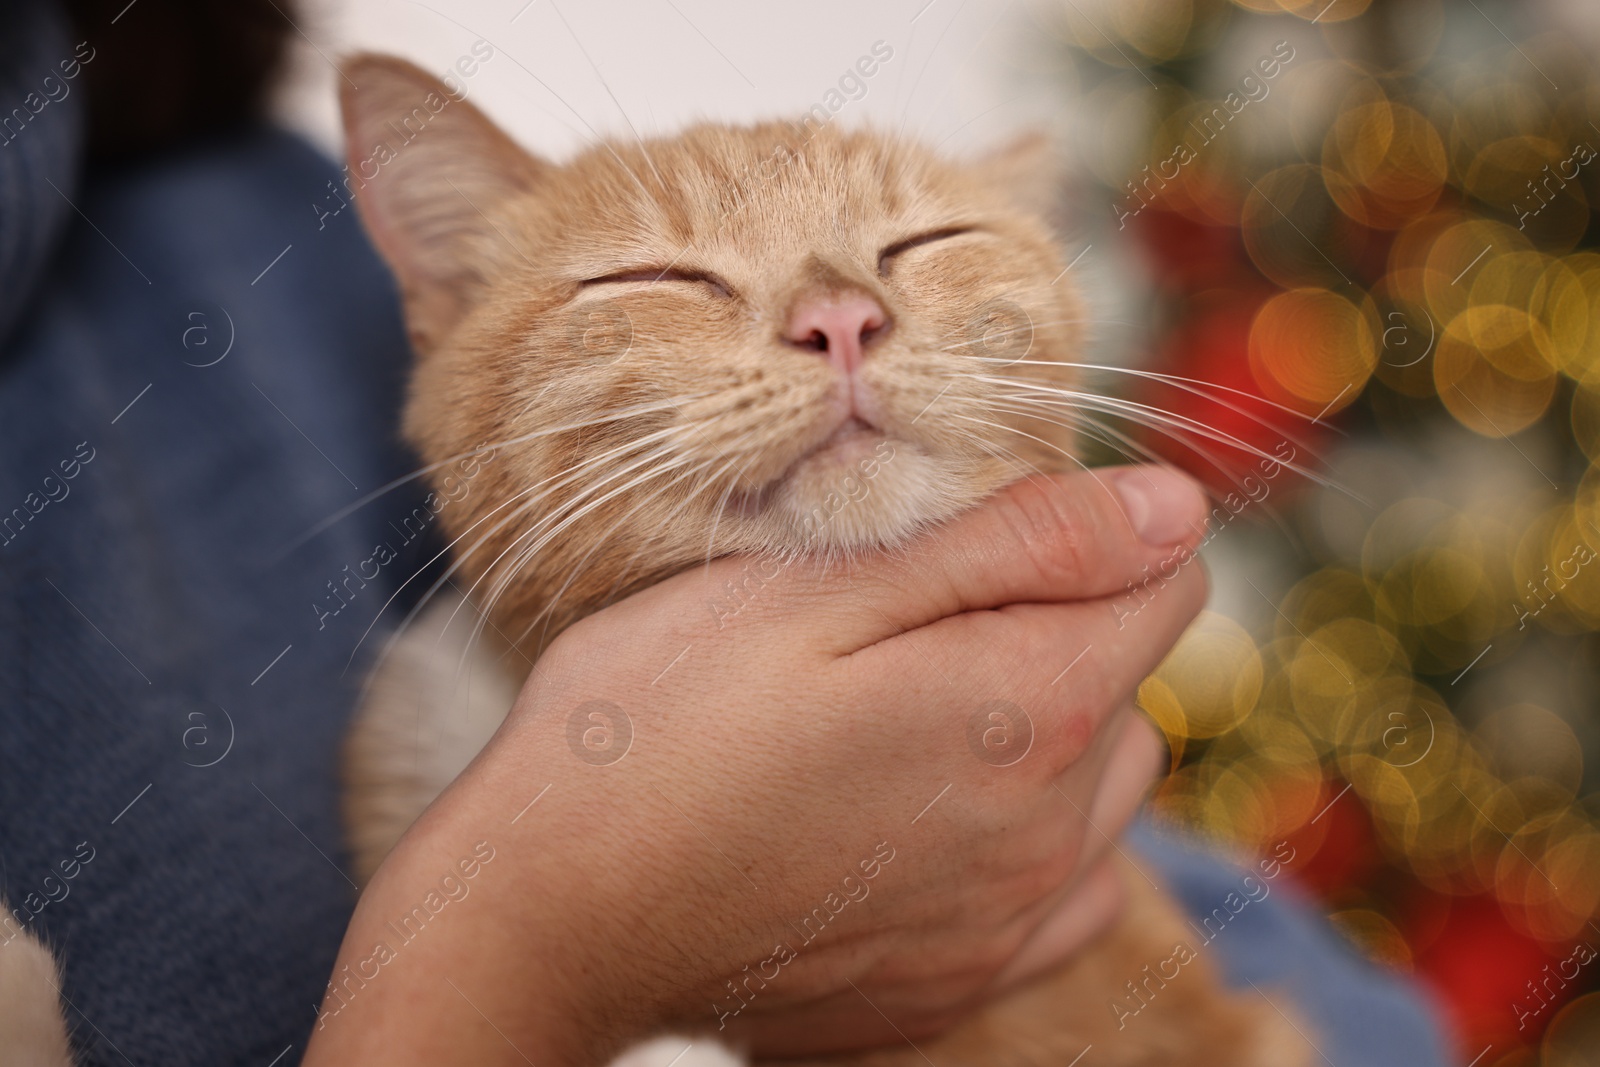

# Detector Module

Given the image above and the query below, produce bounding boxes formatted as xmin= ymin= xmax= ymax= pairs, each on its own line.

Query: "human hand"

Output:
xmin=300 ymin=464 xmax=1208 ymax=1066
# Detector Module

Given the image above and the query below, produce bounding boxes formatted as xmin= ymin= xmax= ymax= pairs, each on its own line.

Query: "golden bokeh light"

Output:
xmin=1473 ymin=705 xmax=1584 ymax=799
xmin=1057 ymin=0 xmax=1600 ymax=1039
xmin=1228 ymin=0 xmax=1371 ymax=19
xmin=1542 ymin=992 xmax=1600 ymax=1066
xmin=1466 ymin=135 xmax=1591 ymax=253
xmin=1323 ymin=102 xmax=1448 ymax=229
xmin=1151 ymin=611 xmax=1263 ymax=739
xmin=1434 ymin=305 xmax=1558 ymax=436
xmin=1111 ymin=0 xmax=1194 ymax=62
xmin=1248 ymin=287 xmax=1377 ymax=412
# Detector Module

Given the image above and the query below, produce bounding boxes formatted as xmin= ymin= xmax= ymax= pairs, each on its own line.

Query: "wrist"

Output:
xmin=303 ymin=750 xmax=646 ymax=1066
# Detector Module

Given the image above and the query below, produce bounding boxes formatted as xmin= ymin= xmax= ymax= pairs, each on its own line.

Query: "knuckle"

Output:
xmin=959 ymin=615 xmax=1113 ymax=774
xmin=1013 ymin=616 xmax=1114 ymax=732
xmin=1041 ymin=717 xmax=1096 ymax=772
xmin=993 ymin=478 xmax=1098 ymax=589
xmin=1007 ymin=846 xmax=1078 ymax=905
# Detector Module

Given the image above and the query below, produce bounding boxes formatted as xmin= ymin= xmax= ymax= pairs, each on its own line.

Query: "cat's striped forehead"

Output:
xmin=534 ymin=121 xmax=1033 ymax=299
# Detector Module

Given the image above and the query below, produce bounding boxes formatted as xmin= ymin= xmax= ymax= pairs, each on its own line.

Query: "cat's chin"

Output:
xmin=738 ymin=432 xmax=984 ymax=554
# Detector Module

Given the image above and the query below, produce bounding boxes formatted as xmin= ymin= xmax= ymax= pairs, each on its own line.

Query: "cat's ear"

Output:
xmin=339 ymin=53 xmax=547 ymax=354
xmin=970 ymin=132 xmax=1062 ymax=222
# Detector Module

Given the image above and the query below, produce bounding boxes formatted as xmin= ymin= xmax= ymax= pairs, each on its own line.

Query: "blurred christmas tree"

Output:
xmin=1026 ymin=0 xmax=1600 ymax=1060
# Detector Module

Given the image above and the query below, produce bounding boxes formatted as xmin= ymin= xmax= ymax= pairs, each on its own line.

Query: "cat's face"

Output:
xmin=342 ymin=55 xmax=1083 ymax=652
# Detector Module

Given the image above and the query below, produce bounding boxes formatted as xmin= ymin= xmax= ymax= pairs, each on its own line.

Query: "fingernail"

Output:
xmin=1109 ymin=467 xmax=1206 ymax=546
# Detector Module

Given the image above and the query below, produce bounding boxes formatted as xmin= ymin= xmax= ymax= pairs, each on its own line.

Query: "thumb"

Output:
xmin=799 ymin=465 xmax=1209 ymax=652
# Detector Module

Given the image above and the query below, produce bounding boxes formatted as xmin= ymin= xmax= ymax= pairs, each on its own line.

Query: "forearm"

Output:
xmin=302 ymin=760 xmax=612 ymax=1067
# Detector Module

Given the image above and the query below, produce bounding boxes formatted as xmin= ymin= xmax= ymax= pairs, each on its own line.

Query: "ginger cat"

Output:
xmin=336 ymin=54 xmax=1314 ymax=1067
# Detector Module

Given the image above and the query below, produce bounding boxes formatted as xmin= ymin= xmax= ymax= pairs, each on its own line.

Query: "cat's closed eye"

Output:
xmin=581 ymin=267 xmax=734 ymax=299
xmin=876 ymin=225 xmax=977 ymax=274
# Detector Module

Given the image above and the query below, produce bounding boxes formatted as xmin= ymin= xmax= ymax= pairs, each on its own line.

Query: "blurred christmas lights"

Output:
xmin=1035 ymin=0 xmax=1600 ymax=1058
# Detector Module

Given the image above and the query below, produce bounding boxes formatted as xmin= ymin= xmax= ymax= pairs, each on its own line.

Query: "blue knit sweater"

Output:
xmin=0 ymin=4 xmax=430 ymax=1064
xmin=0 ymin=3 xmax=1450 ymax=1064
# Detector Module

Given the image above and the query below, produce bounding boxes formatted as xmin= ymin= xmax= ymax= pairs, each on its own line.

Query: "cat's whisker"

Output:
xmin=964 ymin=392 xmax=1175 ymax=481
xmin=986 ymin=379 xmax=1311 ymax=459
xmin=544 ymin=0 xmax=670 ymax=194
xmin=955 ymin=403 xmax=1274 ymax=532
xmin=281 ymin=392 xmax=710 ymax=557
xmin=490 ymin=454 xmax=713 ymax=651
xmin=1026 ymin=413 xmax=1331 ymax=509
xmin=990 ymin=401 xmax=1175 ymax=474
xmin=395 ymin=426 xmax=691 ymax=628
xmin=499 ymin=415 xmax=812 ymax=655
xmin=950 ymin=413 xmax=1057 ymax=486
xmin=458 ymin=428 xmax=707 ymax=615
xmin=979 ymin=389 xmax=1191 ymax=462
xmin=424 ymin=576 xmax=538 ymax=711
xmin=421 ymin=5 xmax=663 ymax=207
xmin=948 ymin=412 xmax=1099 ymax=481
xmin=990 ymin=391 xmax=1353 ymax=515
xmin=993 ymin=389 xmax=1273 ymax=465
xmin=357 ymin=479 xmax=574 ymax=676
xmin=934 ymin=316 xmax=1090 ymax=353
xmin=463 ymin=451 xmax=696 ymax=652
xmin=972 ymin=362 xmax=1343 ymax=445
xmin=700 ymin=448 xmax=767 ymax=570
xmin=525 ymin=495 xmax=677 ymax=647
xmin=981 ymin=399 xmax=1301 ymax=538
xmin=508 ymin=457 xmax=722 ymax=652
xmin=349 ymin=422 xmax=704 ymax=681
xmin=502 ymin=436 xmax=737 ymax=632
xmin=989 ymin=388 xmax=1343 ymax=493
xmin=595 ymin=475 xmax=722 ymax=609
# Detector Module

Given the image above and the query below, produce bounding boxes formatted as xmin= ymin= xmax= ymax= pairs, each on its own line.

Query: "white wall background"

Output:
xmin=273 ymin=0 xmax=1061 ymax=164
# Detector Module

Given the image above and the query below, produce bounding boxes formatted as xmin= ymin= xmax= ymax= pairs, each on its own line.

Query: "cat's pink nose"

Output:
xmin=783 ymin=294 xmax=888 ymax=374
